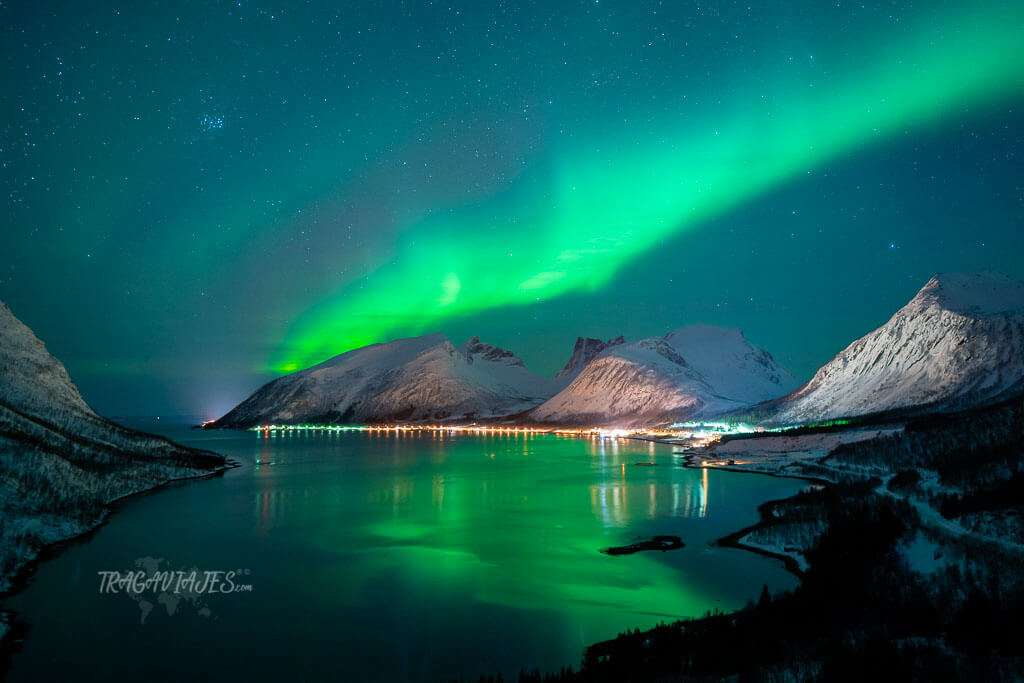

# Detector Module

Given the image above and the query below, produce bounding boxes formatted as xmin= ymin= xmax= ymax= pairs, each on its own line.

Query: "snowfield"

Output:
xmin=688 ymin=428 xmax=904 ymax=479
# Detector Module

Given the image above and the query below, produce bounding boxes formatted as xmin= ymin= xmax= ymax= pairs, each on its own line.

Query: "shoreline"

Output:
xmin=679 ymin=454 xmax=821 ymax=581
xmin=2 ymin=430 xmax=821 ymax=677
xmin=636 ymin=435 xmax=828 ymax=581
xmin=0 ymin=460 xmax=237 ymax=674
xmin=714 ymin=497 xmax=808 ymax=580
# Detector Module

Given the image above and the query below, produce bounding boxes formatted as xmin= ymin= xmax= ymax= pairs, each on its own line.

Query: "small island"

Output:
xmin=600 ymin=536 xmax=684 ymax=556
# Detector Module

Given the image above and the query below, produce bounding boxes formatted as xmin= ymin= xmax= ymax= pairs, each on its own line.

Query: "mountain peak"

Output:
xmin=0 ymin=299 xmax=95 ymax=421
xmin=313 ymin=333 xmax=449 ymax=371
xmin=912 ymin=271 xmax=1024 ymax=317
xmin=457 ymin=336 xmax=524 ymax=366
xmin=534 ymin=330 xmax=794 ymax=426
xmin=665 ymin=325 xmax=745 ymax=346
xmin=532 ymin=336 xmax=713 ymax=426
xmin=215 ymin=332 xmax=557 ymax=426
xmin=665 ymin=324 xmax=797 ymax=404
xmin=772 ymin=271 xmax=1024 ymax=424
xmin=555 ymin=335 xmax=626 ymax=380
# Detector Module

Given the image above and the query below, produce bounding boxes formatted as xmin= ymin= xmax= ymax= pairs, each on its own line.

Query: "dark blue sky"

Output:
xmin=2 ymin=1 xmax=1022 ymax=418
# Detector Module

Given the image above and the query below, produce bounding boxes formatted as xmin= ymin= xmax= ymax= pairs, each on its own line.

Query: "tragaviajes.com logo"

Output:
xmin=98 ymin=557 xmax=253 ymax=623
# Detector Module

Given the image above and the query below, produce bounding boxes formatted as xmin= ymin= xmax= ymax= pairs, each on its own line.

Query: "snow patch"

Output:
xmin=898 ymin=530 xmax=947 ymax=576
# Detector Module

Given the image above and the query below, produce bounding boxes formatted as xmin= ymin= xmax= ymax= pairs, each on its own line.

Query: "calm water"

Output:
xmin=5 ymin=425 xmax=805 ymax=681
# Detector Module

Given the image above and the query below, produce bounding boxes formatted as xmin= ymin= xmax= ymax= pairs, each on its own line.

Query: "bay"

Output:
xmin=5 ymin=426 xmax=805 ymax=682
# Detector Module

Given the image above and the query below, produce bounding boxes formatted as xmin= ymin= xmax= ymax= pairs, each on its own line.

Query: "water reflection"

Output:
xmin=254 ymin=436 xmax=277 ymax=534
xmin=432 ymin=473 xmax=444 ymax=512
xmin=590 ymin=466 xmax=710 ymax=526
xmin=3 ymin=426 xmax=807 ymax=683
xmin=249 ymin=431 xmax=715 ymax=538
xmin=702 ymin=466 xmax=709 ymax=517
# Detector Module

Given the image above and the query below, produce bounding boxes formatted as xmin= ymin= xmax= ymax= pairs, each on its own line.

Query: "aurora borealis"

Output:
xmin=2 ymin=1 xmax=1023 ymax=416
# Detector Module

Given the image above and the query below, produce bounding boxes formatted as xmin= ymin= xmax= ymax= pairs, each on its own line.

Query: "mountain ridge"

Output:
xmin=213 ymin=271 xmax=1024 ymax=430
xmin=213 ymin=333 xmax=566 ymax=427
xmin=766 ymin=272 xmax=1024 ymax=425
xmin=529 ymin=325 xmax=798 ymax=426
xmin=555 ymin=336 xmax=626 ymax=380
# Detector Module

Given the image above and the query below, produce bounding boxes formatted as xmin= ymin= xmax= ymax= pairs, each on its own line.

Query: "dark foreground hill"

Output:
xmin=0 ymin=301 xmax=225 ymax=596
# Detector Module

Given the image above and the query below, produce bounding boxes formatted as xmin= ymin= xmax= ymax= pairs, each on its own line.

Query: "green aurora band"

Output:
xmin=273 ymin=3 xmax=1024 ymax=372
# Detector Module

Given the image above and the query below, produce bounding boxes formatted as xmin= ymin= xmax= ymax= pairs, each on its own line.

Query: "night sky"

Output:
xmin=2 ymin=1 xmax=1022 ymax=418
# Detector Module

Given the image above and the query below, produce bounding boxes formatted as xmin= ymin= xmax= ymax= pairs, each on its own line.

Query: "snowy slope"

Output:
xmin=0 ymin=300 xmax=223 ymax=592
xmin=0 ymin=300 xmax=98 ymax=427
xmin=0 ymin=302 xmax=224 ymax=460
xmin=771 ymin=272 xmax=1024 ymax=425
xmin=555 ymin=336 xmax=626 ymax=380
xmin=530 ymin=338 xmax=716 ymax=425
xmin=214 ymin=334 xmax=564 ymax=426
xmin=530 ymin=327 xmax=793 ymax=426
xmin=665 ymin=325 xmax=798 ymax=405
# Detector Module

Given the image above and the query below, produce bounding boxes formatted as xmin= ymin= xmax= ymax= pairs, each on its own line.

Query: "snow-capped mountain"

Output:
xmin=665 ymin=325 xmax=797 ymax=405
xmin=531 ymin=326 xmax=797 ymax=426
xmin=0 ymin=300 xmax=223 ymax=591
xmin=555 ymin=335 xmax=625 ymax=380
xmin=771 ymin=272 xmax=1024 ymax=425
xmin=213 ymin=334 xmax=565 ymax=427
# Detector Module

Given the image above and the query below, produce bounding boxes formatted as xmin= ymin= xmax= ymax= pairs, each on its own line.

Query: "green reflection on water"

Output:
xmin=251 ymin=431 xmax=789 ymax=632
xmin=5 ymin=429 xmax=804 ymax=682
